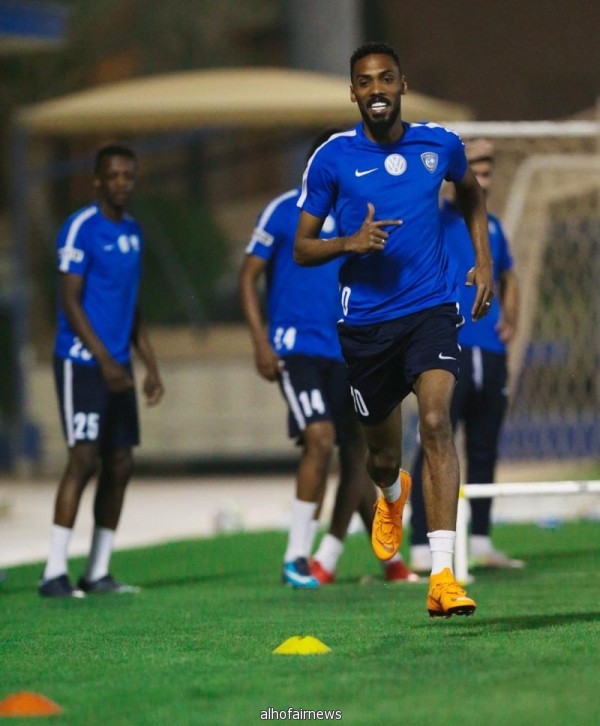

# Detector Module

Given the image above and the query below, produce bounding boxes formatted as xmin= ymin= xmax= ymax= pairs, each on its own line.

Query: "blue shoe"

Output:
xmin=281 ymin=557 xmax=320 ymax=588
xmin=38 ymin=574 xmax=85 ymax=599
xmin=77 ymin=574 xmax=140 ymax=594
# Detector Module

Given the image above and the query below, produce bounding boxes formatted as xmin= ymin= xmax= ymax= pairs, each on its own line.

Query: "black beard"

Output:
xmin=362 ymin=103 xmax=400 ymax=140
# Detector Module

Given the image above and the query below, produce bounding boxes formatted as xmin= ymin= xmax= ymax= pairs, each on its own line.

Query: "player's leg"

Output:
xmin=310 ymin=366 xmax=366 ymax=582
xmin=361 ymin=406 xmax=413 ymax=561
xmin=415 ymin=369 xmax=476 ymax=617
xmin=415 ymin=369 xmax=460 ymax=535
xmin=40 ymin=357 xmax=104 ymax=598
xmin=79 ymin=380 xmax=141 ymax=594
xmin=402 ymin=305 xmax=475 ymax=616
xmin=78 ymin=447 xmax=139 ymax=593
xmin=336 ymin=317 xmax=414 ymax=564
xmin=279 ymin=356 xmax=335 ymax=587
xmin=41 ymin=442 xmax=99 ymax=590
xmin=411 ymin=348 xmax=468 ymax=572
xmin=282 ymin=419 xmax=334 ymax=587
xmin=408 ymin=444 xmax=430 ymax=572
xmin=310 ymin=389 xmax=369 ymax=583
xmin=465 ymin=350 xmax=523 ymax=568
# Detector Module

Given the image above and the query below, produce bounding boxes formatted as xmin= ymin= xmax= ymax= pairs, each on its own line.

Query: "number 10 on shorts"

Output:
xmin=350 ymin=386 xmax=369 ymax=416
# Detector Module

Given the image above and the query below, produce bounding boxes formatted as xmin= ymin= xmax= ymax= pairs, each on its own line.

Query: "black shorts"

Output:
xmin=53 ymin=355 xmax=140 ymax=451
xmin=278 ymin=355 xmax=352 ymax=443
xmin=337 ymin=303 xmax=463 ymax=424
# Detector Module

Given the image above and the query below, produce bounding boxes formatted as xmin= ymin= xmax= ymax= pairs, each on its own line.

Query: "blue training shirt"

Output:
xmin=441 ymin=199 xmax=514 ymax=354
xmin=54 ymin=202 xmax=142 ymax=366
xmin=298 ymin=121 xmax=468 ymax=325
xmin=246 ymin=188 xmax=343 ymax=361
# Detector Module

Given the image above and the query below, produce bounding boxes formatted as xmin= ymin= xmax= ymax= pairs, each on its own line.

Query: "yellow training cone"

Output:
xmin=273 ymin=635 xmax=331 ymax=655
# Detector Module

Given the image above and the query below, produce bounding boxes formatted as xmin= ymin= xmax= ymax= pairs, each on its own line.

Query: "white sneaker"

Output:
xmin=470 ymin=547 xmax=525 ymax=569
xmin=410 ymin=544 xmax=432 ymax=573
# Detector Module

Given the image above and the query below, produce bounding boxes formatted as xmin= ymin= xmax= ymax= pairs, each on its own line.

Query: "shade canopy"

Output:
xmin=18 ymin=67 xmax=472 ymax=136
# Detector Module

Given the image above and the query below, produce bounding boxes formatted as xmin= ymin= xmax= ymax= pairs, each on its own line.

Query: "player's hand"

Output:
xmin=100 ymin=359 xmax=135 ymax=392
xmin=143 ymin=372 xmax=164 ymax=406
xmin=255 ymin=343 xmax=281 ymax=382
xmin=347 ymin=202 xmax=402 ymax=254
xmin=466 ymin=264 xmax=494 ymax=321
xmin=496 ymin=317 xmax=516 ymax=344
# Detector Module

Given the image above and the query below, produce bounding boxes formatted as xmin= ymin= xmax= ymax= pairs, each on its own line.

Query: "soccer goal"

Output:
xmin=448 ymin=119 xmax=600 ymax=460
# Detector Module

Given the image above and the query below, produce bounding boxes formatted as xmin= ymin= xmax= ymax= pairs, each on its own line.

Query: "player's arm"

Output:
xmin=59 ymin=272 xmax=133 ymax=392
xmin=454 ymin=167 xmax=495 ymax=320
xmin=496 ymin=268 xmax=519 ymax=344
xmin=131 ymin=307 xmax=164 ymax=406
xmin=238 ymin=255 xmax=280 ymax=382
xmin=294 ymin=204 xmax=401 ymax=266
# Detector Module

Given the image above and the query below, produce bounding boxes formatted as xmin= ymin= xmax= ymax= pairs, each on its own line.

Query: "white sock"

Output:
xmin=84 ymin=526 xmax=115 ymax=582
xmin=428 ymin=530 xmax=456 ymax=575
xmin=308 ymin=519 xmax=320 ymax=553
xmin=313 ymin=534 xmax=344 ymax=574
xmin=380 ymin=478 xmax=400 ymax=503
xmin=43 ymin=524 xmax=72 ymax=580
xmin=283 ymin=499 xmax=318 ymax=563
xmin=470 ymin=535 xmax=493 ymax=556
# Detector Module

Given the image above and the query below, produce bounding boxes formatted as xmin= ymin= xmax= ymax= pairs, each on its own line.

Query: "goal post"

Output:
xmin=443 ymin=119 xmax=600 ymax=461
xmin=455 ymin=480 xmax=600 ymax=582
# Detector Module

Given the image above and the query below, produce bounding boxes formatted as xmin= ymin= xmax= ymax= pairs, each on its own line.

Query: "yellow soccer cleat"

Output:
xmin=427 ymin=568 xmax=476 ymax=618
xmin=371 ymin=469 xmax=412 ymax=561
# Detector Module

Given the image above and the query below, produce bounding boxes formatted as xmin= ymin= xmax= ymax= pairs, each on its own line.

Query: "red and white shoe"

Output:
xmin=309 ymin=558 xmax=336 ymax=585
xmin=383 ymin=559 xmax=420 ymax=583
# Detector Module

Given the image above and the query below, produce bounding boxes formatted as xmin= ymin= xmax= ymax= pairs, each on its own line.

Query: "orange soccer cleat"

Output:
xmin=426 ymin=568 xmax=476 ymax=618
xmin=371 ymin=469 xmax=412 ymax=561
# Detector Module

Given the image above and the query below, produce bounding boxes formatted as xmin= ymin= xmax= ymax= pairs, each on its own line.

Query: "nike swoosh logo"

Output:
xmin=355 ymin=168 xmax=378 ymax=177
xmin=438 ymin=353 xmax=457 ymax=360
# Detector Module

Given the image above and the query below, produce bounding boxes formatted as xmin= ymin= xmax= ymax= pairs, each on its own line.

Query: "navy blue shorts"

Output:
xmin=53 ymin=355 xmax=140 ymax=451
xmin=278 ymin=355 xmax=353 ymax=443
xmin=337 ymin=303 xmax=463 ymax=424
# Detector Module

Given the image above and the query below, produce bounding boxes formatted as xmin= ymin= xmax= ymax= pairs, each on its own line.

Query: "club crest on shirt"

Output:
xmin=421 ymin=152 xmax=438 ymax=173
xmin=384 ymin=154 xmax=407 ymax=176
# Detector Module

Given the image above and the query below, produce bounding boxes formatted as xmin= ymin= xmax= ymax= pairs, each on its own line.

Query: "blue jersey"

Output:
xmin=298 ymin=121 xmax=468 ymax=325
xmin=54 ymin=202 xmax=142 ymax=366
xmin=441 ymin=199 xmax=513 ymax=354
xmin=246 ymin=189 xmax=343 ymax=361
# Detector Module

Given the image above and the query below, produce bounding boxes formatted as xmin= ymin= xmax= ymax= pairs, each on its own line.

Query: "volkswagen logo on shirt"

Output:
xmin=384 ymin=154 xmax=407 ymax=176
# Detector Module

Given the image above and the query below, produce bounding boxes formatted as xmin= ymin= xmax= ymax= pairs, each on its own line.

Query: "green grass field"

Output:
xmin=1 ymin=522 xmax=599 ymax=725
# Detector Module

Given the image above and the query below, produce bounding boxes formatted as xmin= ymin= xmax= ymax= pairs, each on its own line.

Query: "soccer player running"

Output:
xmin=410 ymin=138 xmax=523 ymax=572
xmin=294 ymin=42 xmax=494 ymax=617
xmin=239 ymin=131 xmax=417 ymax=588
xmin=39 ymin=144 xmax=164 ymax=598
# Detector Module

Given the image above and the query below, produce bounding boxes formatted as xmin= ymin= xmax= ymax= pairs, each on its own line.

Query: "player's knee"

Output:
xmin=112 ymin=451 xmax=133 ymax=482
xmin=366 ymin=447 xmax=401 ymax=487
xmin=105 ymin=449 xmax=134 ymax=485
xmin=67 ymin=446 xmax=99 ymax=482
xmin=304 ymin=423 xmax=335 ymax=460
xmin=419 ymin=410 xmax=452 ymax=445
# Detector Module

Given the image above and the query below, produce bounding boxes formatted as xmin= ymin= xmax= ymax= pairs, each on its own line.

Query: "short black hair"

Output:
xmin=306 ymin=128 xmax=341 ymax=162
xmin=94 ymin=143 xmax=136 ymax=174
xmin=350 ymin=41 xmax=402 ymax=78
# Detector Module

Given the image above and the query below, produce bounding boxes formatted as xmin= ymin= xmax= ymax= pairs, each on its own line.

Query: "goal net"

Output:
xmin=450 ymin=120 xmax=600 ymax=461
